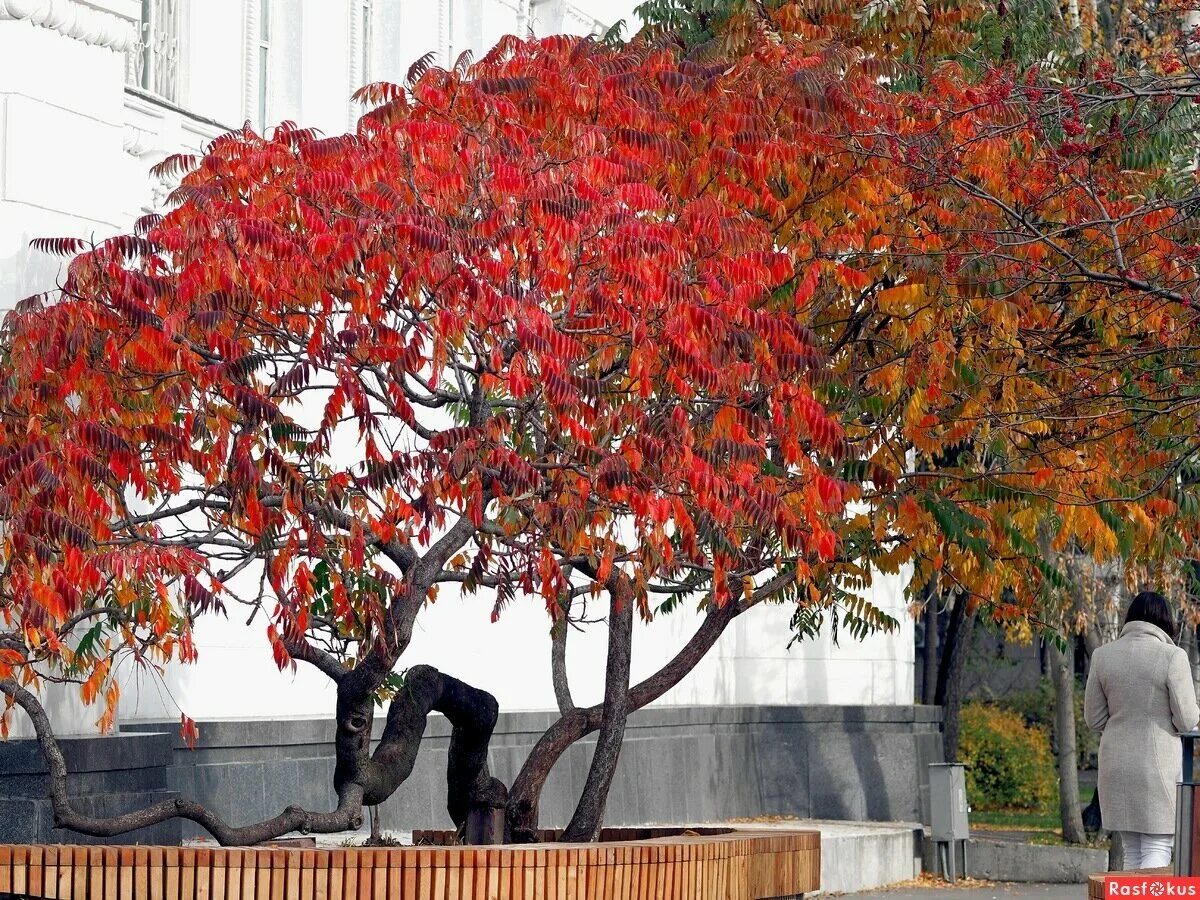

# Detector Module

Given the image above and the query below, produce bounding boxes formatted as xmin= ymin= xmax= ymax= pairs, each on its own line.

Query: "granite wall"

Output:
xmin=2 ymin=705 xmax=942 ymax=843
xmin=0 ymin=731 xmax=180 ymax=844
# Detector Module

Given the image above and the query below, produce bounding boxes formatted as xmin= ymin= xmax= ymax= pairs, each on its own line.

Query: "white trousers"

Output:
xmin=1120 ymin=832 xmax=1174 ymax=870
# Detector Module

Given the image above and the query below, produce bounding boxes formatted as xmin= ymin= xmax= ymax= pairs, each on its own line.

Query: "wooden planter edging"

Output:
xmin=0 ymin=828 xmax=819 ymax=900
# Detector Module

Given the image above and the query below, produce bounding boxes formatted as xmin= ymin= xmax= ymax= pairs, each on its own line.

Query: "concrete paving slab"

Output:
xmin=703 ymin=818 xmax=924 ymax=894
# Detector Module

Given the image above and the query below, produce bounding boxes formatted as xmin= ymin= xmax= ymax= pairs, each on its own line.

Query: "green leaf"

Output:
xmin=74 ymin=622 xmax=104 ymax=660
xmin=922 ymin=494 xmax=991 ymax=564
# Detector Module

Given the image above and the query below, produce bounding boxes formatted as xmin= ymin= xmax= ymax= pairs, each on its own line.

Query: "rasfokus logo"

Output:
xmin=1107 ymin=877 xmax=1200 ymax=897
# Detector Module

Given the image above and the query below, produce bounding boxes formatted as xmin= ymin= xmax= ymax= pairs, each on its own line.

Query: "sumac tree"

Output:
xmin=0 ymin=32 xmax=873 ymax=845
xmin=4 ymin=1 xmax=1200 ymax=847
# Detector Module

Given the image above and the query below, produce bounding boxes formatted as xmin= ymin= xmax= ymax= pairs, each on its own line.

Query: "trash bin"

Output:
xmin=1176 ymin=732 xmax=1200 ymax=875
xmin=930 ymin=763 xmax=970 ymax=882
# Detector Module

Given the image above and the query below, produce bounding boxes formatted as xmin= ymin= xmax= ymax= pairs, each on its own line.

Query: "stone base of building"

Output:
xmin=0 ymin=704 xmax=942 ymax=843
xmin=0 ymin=731 xmax=181 ymax=844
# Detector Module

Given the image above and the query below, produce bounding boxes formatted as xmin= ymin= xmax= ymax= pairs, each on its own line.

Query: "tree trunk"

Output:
xmin=1089 ymin=0 xmax=1116 ymax=54
xmin=561 ymin=576 xmax=635 ymax=842
xmin=922 ymin=582 xmax=939 ymax=705
xmin=1109 ymin=831 xmax=1124 ymax=871
xmin=552 ymin=592 xmax=575 ymax=716
xmin=339 ymin=664 xmax=508 ymax=834
xmin=1191 ymin=625 xmax=1200 ymax=699
xmin=1049 ymin=638 xmax=1086 ymax=844
xmin=1183 ymin=624 xmax=1200 ymax=697
xmin=936 ymin=596 xmax=976 ymax=762
xmin=507 ymin=594 xmax=746 ymax=841
xmin=1083 ymin=625 xmax=1102 ymax=663
xmin=507 ymin=570 xmax=793 ymax=842
xmin=1066 ymin=0 xmax=1084 ymax=52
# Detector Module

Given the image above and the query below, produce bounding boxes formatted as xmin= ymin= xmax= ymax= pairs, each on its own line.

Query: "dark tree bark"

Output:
xmin=1109 ymin=832 xmax=1125 ymax=871
xmin=921 ymin=579 xmax=939 ymax=705
xmin=552 ymin=593 xmax=576 ymax=716
xmin=336 ymin=665 xmax=507 ymax=830
xmin=1190 ymin=625 xmax=1200 ymax=699
xmin=936 ymin=594 xmax=976 ymax=762
xmin=1095 ymin=0 xmax=1117 ymax=55
xmin=1048 ymin=637 xmax=1086 ymax=843
xmin=562 ymin=576 xmax=634 ymax=842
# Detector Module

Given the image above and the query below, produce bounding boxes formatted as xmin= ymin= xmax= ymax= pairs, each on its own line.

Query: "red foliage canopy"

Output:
xmin=0 ymin=33 xmax=866 ymax=735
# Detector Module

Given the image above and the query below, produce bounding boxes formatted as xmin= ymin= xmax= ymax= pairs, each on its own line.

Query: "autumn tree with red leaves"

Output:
xmin=0 ymin=32 xmax=871 ymax=845
xmin=5 ymin=1 xmax=1200 ymax=846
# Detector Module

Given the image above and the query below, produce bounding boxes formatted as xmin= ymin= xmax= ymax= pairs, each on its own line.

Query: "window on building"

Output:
xmin=256 ymin=0 xmax=271 ymax=132
xmin=126 ymin=0 xmax=183 ymax=104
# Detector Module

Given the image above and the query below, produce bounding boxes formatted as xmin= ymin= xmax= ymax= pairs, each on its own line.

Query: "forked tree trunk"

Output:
xmin=336 ymin=664 xmax=508 ymax=834
xmin=562 ymin=577 xmax=634 ymax=842
xmin=507 ymin=594 xmax=748 ymax=842
xmin=1049 ymin=638 xmax=1086 ymax=843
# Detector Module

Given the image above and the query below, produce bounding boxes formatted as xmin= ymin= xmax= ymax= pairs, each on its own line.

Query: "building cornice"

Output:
xmin=564 ymin=3 xmax=603 ymax=35
xmin=0 ymin=0 xmax=138 ymax=52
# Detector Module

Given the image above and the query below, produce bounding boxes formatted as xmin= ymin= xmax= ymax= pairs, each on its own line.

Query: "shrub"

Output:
xmin=997 ymin=680 xmax=1099 ymax=770
xmin=959 ymin=701 xmax=1057 ymax=812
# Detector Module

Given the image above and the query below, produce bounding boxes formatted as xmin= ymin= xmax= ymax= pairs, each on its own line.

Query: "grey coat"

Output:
xmin=1085 ymin=620 xmax=1200 ymax=834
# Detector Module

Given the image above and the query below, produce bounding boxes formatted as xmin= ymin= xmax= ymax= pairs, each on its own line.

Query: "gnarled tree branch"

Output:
xmin=334 ymin=664 xmax=507 ymax=827
xmin=0 ymin=677 xmax=365 ymax=846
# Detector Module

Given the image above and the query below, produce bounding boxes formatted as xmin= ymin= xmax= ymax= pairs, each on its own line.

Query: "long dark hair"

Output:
xmin=1125 ymin=591 xmax=1178 ymax=641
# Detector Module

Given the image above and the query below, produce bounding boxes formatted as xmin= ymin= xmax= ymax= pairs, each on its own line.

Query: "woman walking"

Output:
xmin=1085 ymin=591 xmax=1200 ymax=870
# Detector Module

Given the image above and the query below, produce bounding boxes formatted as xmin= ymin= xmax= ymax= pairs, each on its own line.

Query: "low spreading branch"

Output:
xmin=0 ymin=677 xmax=365 ymax=845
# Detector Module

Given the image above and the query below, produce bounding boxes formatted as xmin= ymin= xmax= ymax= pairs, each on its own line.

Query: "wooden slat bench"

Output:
xmin=0 ymin=828 xmax=820 ymax=900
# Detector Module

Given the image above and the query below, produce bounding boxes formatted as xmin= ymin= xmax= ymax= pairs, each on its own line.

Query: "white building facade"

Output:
xmin=0 ymin=0 xmax=914 ymax=737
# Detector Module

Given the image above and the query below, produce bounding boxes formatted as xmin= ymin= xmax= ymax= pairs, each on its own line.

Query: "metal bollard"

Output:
xmin=1176 ymin=732 xmax=1200 ymax=875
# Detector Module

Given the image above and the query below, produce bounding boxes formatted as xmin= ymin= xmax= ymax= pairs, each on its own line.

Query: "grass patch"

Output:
xmin=1028 ymin=832 xmax=1109 ymax=849
xmin=971 ymin=809 xmax=1060 ymax=829
xmin=969 ymin=787 xmax=1092 ymax=831
xmin=969 ymin=786 xmax=1108 ymax=850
